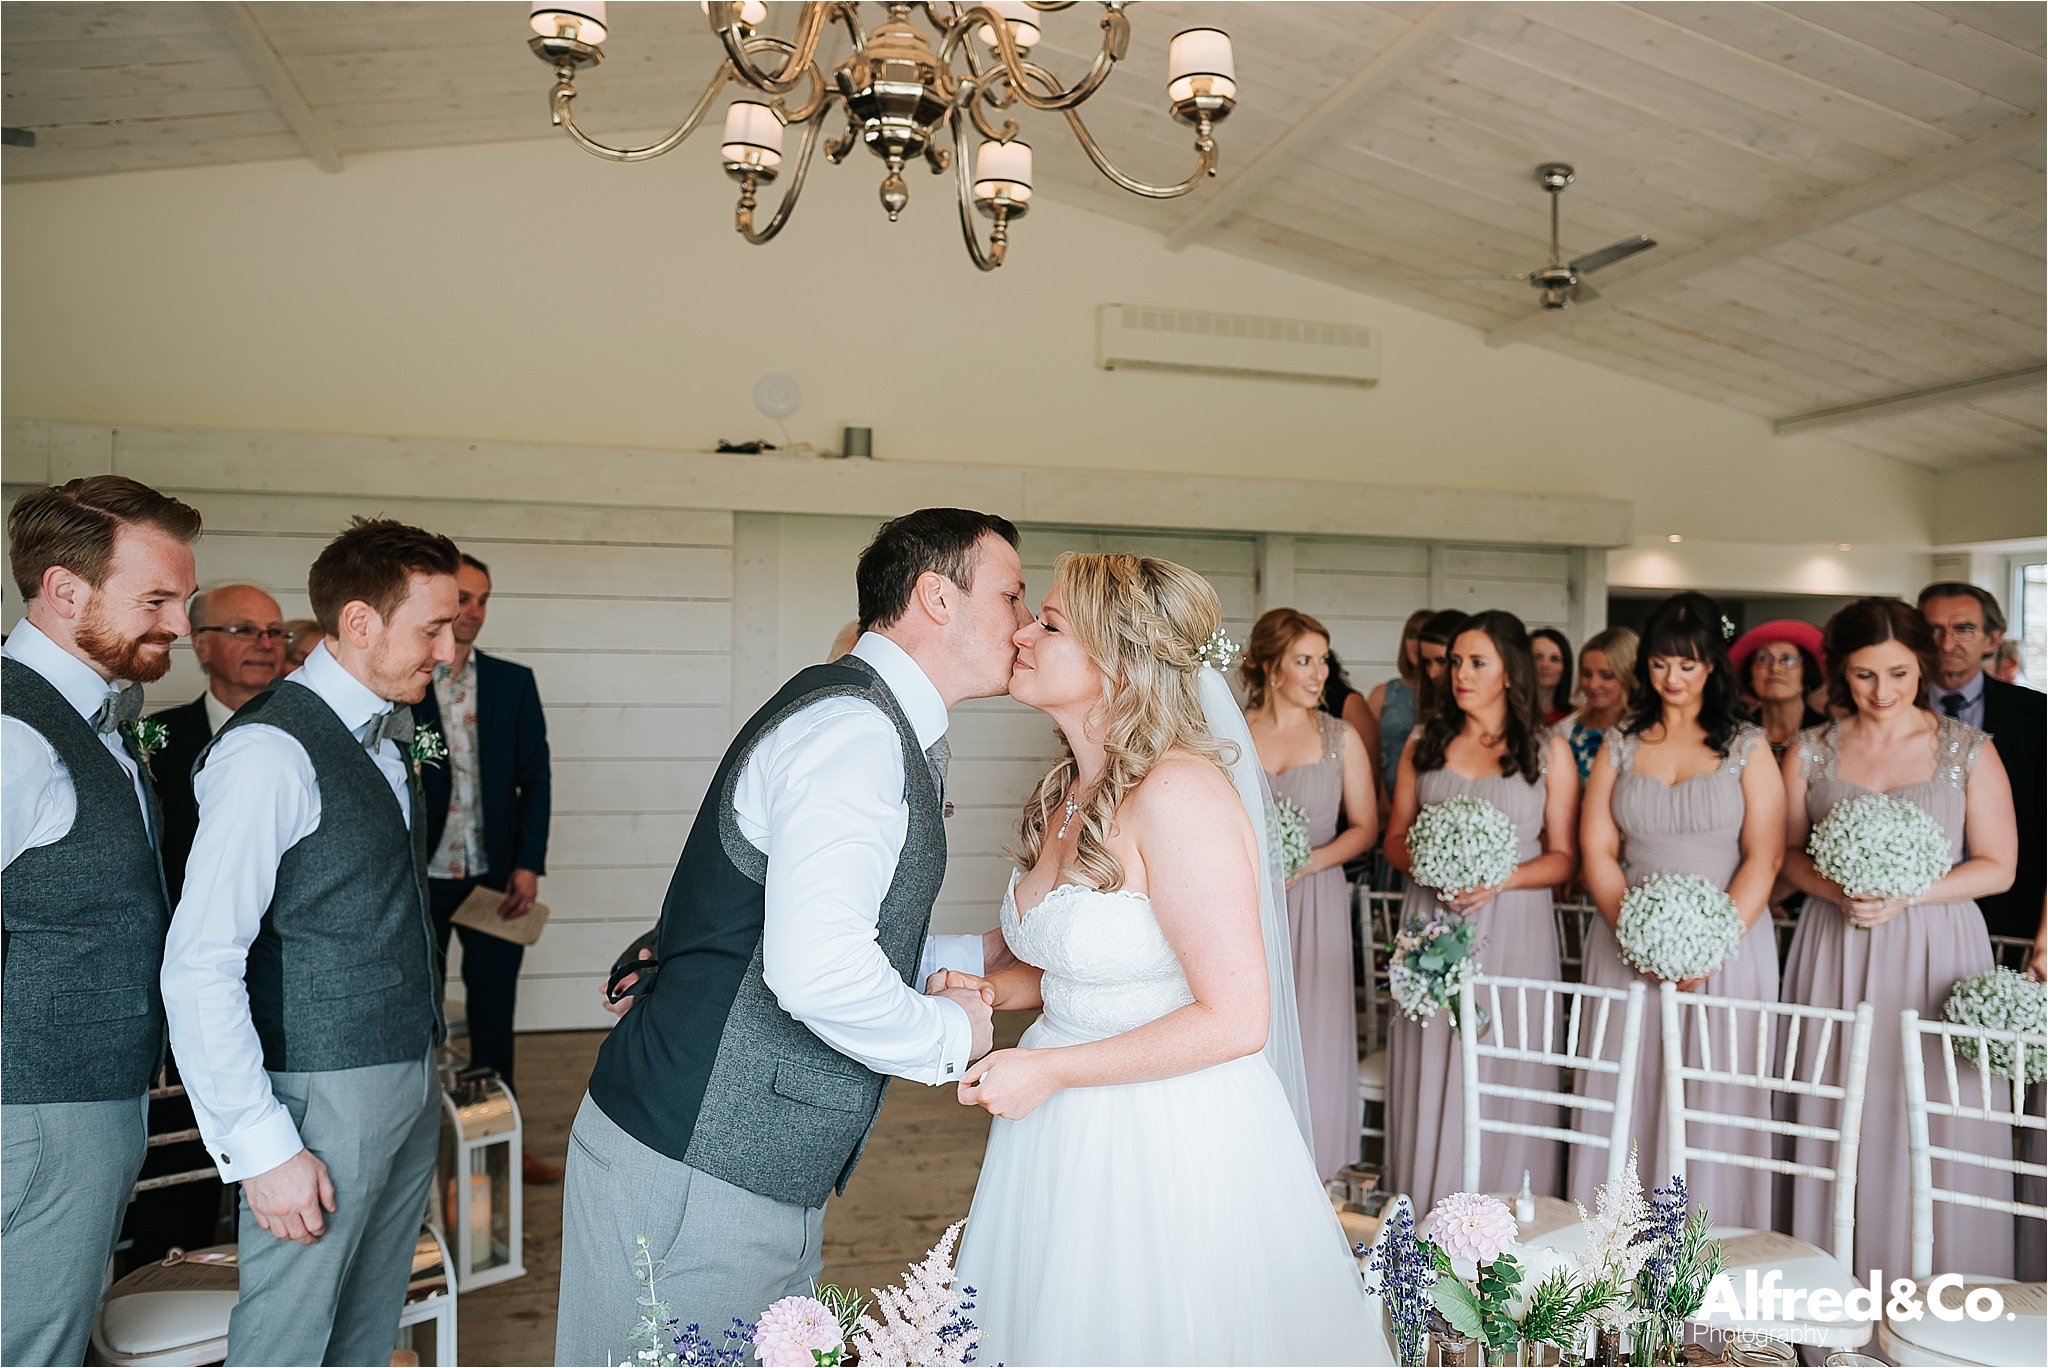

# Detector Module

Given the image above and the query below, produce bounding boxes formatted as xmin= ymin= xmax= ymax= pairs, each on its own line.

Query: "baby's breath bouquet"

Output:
xmin=1406 ymin=795 xmax=1518 ymax=901
xmin=1615 ymin=875 xmax=1741 ymax=983
xmin=1806 ymin=793 xmax=1950 ymax=905
xmin=1944 ymin=968 xmax=2047 ymax=1084
xmin=1267 ymin=796 xmax=1312 ymax=880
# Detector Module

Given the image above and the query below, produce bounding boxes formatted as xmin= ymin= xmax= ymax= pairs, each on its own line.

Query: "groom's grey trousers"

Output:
xmin=554 ymin=1094 xmax=825 ymax=1367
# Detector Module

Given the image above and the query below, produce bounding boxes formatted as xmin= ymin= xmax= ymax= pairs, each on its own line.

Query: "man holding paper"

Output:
xmin=412 ymin=551 xmax=556 ymax=1183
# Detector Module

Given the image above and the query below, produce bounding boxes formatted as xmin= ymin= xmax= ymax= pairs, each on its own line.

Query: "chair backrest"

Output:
xmin=1900 ymin=1008 xmax=2048 ymax=1281
xmin=1988 ymin=935 xmax=2035 ymax=974
xmin=1458 ymin=974 xmax=1647 ymax=1194
xmin=1658 ymin=982 xmax=1875 ymax=1263
xmin=1553 ymin=901 xmax=1597 ymax=981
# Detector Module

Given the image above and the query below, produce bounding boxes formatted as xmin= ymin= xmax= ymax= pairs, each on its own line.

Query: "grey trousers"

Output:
xmin=227 ymin=1053 xmax=440 ymax=1367
xmin=1 ymin=1095 xmax=149 ymax=1366
xmin=554 ymin=1094 xmax=825 ymax=1368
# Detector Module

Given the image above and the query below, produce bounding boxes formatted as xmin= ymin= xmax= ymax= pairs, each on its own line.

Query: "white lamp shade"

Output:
xmin=973 ymin=139 xmax=1033 ymax=202
xmin=530 ymin=0 xmax=607 ymax=44
xmin=1167 ymin=27 xmax=1235 ymax=103
xmin=721 ymin=100 xmax=785 ymax=168
xmin=700 ymin=0 xmax=769 ymax=26
xmin=975 ymin=1 xmax=1041 ymax=50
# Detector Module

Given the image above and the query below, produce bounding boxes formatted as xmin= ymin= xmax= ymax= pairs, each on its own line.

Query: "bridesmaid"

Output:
xmin=1566 ymin=594 xmax=1783 ymax=1228
xmin=1366 ymin=608 xmax=1434 ymax=811
xmin=1781 ymin=598 xmax=2019 ymax=1281
xmin=1385 ymin=610 xmax=1579 ymax=1209
xmin=1243 ymin=609 xmax=1378 ymax=1181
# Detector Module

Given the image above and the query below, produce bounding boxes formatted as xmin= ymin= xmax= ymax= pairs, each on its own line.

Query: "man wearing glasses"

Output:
xmin=155 ymin=583 xmax=286 ymax=901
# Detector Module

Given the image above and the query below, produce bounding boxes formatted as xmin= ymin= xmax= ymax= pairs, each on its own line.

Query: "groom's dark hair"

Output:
xmin=857 ymin=508 xmax=1020 ymax=631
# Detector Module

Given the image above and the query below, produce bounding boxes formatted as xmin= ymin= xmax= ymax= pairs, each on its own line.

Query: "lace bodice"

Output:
xmin=1001 ymin=872 xmax=1194 ymax=1044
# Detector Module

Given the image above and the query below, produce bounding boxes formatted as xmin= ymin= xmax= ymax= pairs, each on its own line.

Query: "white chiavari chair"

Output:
xmin=1876 ymin=1010 xmax=2046 ymax=1367
xmin=1659 ymin=983 xmax=1876 ymax=1353
xmin=1357 ymin=890 xmax=1402 ymax=1167
xmin=1456 ymin=975 xmax=1646 ymax=1198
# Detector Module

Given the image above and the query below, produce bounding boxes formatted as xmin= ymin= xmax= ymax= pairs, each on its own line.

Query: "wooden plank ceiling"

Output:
xmin=4 ymin=2 xmax=2042 ymax=470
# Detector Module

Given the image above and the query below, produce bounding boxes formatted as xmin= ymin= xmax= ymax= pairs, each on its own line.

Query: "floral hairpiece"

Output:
xmin=1195 ymin=628 xmax=1240 ymax=672
xmin=1720 ymin=615 xmax=1738 ymax=642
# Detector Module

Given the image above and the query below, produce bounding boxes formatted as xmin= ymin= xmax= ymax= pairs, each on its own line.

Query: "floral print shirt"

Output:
xmin=428 ymin=655 xmax=487 ymax=879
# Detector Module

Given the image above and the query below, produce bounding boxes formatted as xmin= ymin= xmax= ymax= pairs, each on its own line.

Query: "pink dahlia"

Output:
xmin=754 ymin=1295 xmax=843 ymax=1367
xmin=1427 ymin=1191 xmax=1518 ymax=1267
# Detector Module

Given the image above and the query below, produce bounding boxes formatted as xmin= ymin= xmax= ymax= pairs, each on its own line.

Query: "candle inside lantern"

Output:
xmin=973 ymin=139 xmax=1034 ymax=203
xmin=721 ymin=100 xmax=785 ymax=171
xmin=529 ymin=0 xmax=607 ymax=44
xmin=1167 ymin=27 xmax=1235 ymax=105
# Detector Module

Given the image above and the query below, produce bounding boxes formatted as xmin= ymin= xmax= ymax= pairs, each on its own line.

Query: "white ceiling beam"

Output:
xmin=1162 ymin=3 xmax=1467 ymax=253
xmin=216 ymin=2 xmax=342 ymax=175
xmin=1486 ymin=114 xmax=2047 ymax=348
xmin=1773 ymin=365 xmax=2046 ymax=436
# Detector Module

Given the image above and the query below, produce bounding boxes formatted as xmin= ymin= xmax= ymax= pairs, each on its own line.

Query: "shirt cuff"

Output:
xmin=205 ymin=1105 xmax=305 ymax=1184
xmin=929 ymin=994 xmax=975 ymax=1087
xmin=917 ymin=933 xmax=985 ymax=988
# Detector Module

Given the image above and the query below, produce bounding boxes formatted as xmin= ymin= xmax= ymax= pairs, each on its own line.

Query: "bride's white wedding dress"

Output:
xmin=951 ymin=872 xmax=1384 ymax=1366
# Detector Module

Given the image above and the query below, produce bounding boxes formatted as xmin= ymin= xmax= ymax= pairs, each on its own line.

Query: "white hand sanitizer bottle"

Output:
xmin=1515 ymin=1168 xmax=1536 ymax=1224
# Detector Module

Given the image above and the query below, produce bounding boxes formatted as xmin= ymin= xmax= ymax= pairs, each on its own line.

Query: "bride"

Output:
xmin=942 ymin=554 xmax=1386 ymax=1366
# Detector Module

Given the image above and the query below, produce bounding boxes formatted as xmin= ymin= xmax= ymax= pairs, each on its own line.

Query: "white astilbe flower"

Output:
xmin=1615 ymin=875 xmax=1741 ymax=983
xmin=1406 ymin=795 xmax=1518 ymax=896
xmin=847 ymin=1222 xmax=982 ymax=1367
xmin=1807 ymin=793 xmax=1950 ymax=901
xmin=1572 ymin=1148 xmax=1652 ymax=1332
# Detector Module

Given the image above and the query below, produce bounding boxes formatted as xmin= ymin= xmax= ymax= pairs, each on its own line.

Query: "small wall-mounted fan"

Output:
xmin=1521 ymin=163 xmax=1655 ymax=309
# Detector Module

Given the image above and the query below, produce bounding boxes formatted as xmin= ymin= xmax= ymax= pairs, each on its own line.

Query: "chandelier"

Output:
xmin=525 ymin=1 xmax=1236 ymax=269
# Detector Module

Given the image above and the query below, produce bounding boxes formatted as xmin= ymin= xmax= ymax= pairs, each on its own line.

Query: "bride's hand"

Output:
xmin=958 ymin=1048 xmax=1062 ymax=1120
xmin=925 ymin=969 xmax=997 ymax=1004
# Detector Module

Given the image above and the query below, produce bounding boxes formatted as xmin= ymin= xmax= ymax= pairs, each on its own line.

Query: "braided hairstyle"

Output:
xmin=1012 ymin=553 xmax=1232 ymax=892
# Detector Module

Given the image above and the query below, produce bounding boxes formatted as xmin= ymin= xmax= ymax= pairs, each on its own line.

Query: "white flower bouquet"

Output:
xmin=1267 ymin=796 xmax=1312 ymax=880
xmin=1388 ymin=916 xmax=1483 ymax=1030
xmin=1944 ymin=968 xmax=2047 ymax=1085
xmin=1807 ymin=793 xmax=1950 ymax=903
xmin=1406 ymin=795 xmax=1518 ymax=899
xmin=1614 ymin=874 xmax=1741 ymax=983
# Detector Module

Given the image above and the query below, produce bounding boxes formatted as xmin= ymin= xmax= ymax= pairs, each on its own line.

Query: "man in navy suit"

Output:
xmin=413 ymin=552 xmax=556 ymax=1182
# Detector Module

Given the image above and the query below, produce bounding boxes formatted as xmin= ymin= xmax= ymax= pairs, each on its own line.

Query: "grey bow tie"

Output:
xmin=926 ymin=735 xmax=954 ymax=819
xmin=92 ymin=684 xmax=144 ymax=736
xmin=361 ymin=707 xmax=414 ymax=752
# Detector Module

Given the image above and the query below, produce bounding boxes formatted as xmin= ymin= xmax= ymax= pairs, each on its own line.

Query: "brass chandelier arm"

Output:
xmin=737 ymin=96 xmax=840 ymax=244
xmin=714 ymin=0 xmax=831 ymax=95
xmin=947 ymin=108 xmax=1006 ymax=271
xmin=1061 ymin=101 xmax=1217 ymax=198
xmin=938 ymin=3 xmax=1128 ymax=113
xmin=550 ymin=62 xmax=735 ymax=162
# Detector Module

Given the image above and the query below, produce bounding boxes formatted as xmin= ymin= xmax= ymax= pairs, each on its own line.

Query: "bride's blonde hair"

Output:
xmin=1012 ymin=553 xmax=1232 ymax=892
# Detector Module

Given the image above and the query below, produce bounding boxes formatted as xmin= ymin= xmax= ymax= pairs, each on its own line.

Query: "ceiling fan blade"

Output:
xmin=1569 ymin=234 xmax=1656 ymax=275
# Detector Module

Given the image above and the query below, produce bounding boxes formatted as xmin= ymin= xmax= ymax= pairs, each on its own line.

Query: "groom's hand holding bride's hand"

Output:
xmin=924 ymin=970 xmax=996 ymax=1061
xmin=957 ymin=1047 xmax=1058 ymax=1120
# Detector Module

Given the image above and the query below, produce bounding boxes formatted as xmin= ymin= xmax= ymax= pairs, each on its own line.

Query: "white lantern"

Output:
xmin=700 ymin=0 xmax=770 ymax=27
xmin=973 ymin=139 xmax=1033 ymax=204
xmin=529 ymin=0 xmax=606 ymax=45
xmin=721 ymin=100 xmax=785 ymax=173
xmin=437 ymin=1061 xmax=525 ymax=1290
xmin=975 ymin=1 xmax=1041 ymax=51
xmin=1166 ymin=27 xmax=1235 ymax=105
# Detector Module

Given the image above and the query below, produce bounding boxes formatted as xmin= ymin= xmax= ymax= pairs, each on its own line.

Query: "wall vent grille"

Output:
xmin=1096 ymin=304 xmax=1380 ymax=387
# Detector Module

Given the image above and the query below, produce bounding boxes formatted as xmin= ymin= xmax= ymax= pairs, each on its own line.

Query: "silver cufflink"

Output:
xmin=944 ymin=801 xmax=955 ymax=819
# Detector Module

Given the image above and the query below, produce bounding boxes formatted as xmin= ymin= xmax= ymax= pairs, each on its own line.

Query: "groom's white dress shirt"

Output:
xmin=161 ymin=642 xmax=412 ymax=1183
xmin=1 ymin=619 xmax=151 ymax=868
xmin=733 ymin=631 xmax=983 ymax=1088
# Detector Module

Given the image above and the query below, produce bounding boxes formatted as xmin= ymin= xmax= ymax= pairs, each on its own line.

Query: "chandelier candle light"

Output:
xmin=525 ymin=1 xmax=1236 ymax=269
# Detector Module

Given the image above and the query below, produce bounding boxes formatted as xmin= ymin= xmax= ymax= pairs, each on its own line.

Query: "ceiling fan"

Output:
xmin=1523 ymin=162 xmax=1656 ymax=309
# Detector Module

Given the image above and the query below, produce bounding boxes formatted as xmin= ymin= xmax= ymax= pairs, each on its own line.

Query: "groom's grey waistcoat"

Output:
xmin=0 ymin=657 xmax=169 ymax=1104
xmin=196 ymin=680 xmax=443 ymax=1072
xmin=587 ymin=657 xmax=946 ymax=1209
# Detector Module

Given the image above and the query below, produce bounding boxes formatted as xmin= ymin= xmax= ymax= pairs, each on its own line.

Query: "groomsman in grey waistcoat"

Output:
xmin=161 ymin=518 xmax=460 ymax=1366
xmin=2 ymin=476 xmax=202 ymax=1366
xmin=554 ymin=509 xmax=1027 ymax=1365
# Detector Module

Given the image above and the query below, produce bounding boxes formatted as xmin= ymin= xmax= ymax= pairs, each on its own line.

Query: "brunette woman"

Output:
xmin=1566 ymin=595 xmax=1783 ymax=1227
xmin=1551 ymin=627 xmax=1638 ymax=784
xmin=1531 ymin=627 xmax=1575 ymax=726
xmin=1729 ymin=620 xmax=1827 ymax=760
xmin=1384 ymin=611 xmax=1579 ymax=1208
xmin=1413 ymin=609 xmax=1471 ymax=729
xmin=1781 ymin=599 xmax=2018 ymax=1281
xmin=1367 ymin=609 xmax=1435 ymax=805
xmin=1243 ymin=610 xmax=1378 ymax=1180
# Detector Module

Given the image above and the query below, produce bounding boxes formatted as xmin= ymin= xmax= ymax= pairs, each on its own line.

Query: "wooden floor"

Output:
xmin=461 ymin=1015 xmax=1031 ymax=1367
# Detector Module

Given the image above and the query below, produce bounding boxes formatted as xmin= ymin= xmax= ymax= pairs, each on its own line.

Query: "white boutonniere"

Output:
xmin=409 ymin=728 xmax=448 ymax=778
xmin=121 ymin=717 xmax=170 ymax=779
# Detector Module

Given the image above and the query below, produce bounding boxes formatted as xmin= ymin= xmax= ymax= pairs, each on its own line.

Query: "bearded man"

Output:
xmin=2 ymin=475 xmax=203 ymax=1366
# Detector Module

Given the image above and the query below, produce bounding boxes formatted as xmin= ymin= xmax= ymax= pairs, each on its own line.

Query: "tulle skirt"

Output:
xmin=952 ymin=1016 xmax=1385 ymax=1366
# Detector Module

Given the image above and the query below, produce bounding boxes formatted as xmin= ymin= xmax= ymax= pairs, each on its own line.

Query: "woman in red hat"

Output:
xmin=1729 ymin=619 xmax=1827 ymax=760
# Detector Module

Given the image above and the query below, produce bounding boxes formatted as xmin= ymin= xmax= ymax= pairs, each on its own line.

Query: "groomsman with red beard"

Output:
xmin=1 ymin=476 xmax=203 ymax=1366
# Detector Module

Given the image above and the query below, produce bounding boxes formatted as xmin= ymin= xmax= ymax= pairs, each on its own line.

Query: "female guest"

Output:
xmin=1729 ymin=619 xmax=1827 ymax=760
xmin=1244 ymin=610 xmax=1378 ymax=1180
xmin=1366 ymin=609 xmax=1434 ymax=807
xmin=1532 ymin=628 xmax=1575 ymax=726
xmin=1385 ymin=611 xmax=1579 ymax=1208
xmin=1566 ymin=596 xmax=1783 ymax=1227
xmin=1550 ymin=627 xmax=1638 ymax=783
xmin=1414 ymin=610 xmax=1472 ymax=729
xmin=1781 ymin=598 xmax=2018 ymax=1281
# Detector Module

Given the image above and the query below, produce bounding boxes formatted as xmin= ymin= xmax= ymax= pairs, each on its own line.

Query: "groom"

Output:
xmin=555 ymin=508 xmax=1029 ymax=1365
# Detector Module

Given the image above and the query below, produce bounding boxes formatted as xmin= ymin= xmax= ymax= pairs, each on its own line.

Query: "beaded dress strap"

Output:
xmin=1317 ymin=710 xmax=1344 ymax=764
xmin=1725 ymin=723 xmax=1766 ymax=774
xmin=1606 ymin=729 xmax=1638 ymax=775
xmin=1797 ymin=722 xmax=1840 ymax=785
xmin=1935 ymin=713 xmax=1989 ymax=790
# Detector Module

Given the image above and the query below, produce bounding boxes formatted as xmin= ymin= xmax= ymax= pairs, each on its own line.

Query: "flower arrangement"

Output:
xmin=755 ymin=1295 xmax=849 ymax=1367
xmin=1386 ymin=914 xmax=1483 ymax=1030
xmin=1405 ymin=795 xmax=1519 ymax=900
xmin=1572 ymin=1147 xmax=1655 ymax=1345
xmin=1807 ymin=792 xmax=1950 ymax=903
xmin=625 ymin=1236 xmax=754 ymax=1367
xmin=846 ymin=1221 xmax=982 ymax=1367
xmin=1628 ymin=1175 xmax=1723 ymax=1367
xmin=1615 ymin=875 xmax=1741 ymax=983
xmin=1365 ymin=1201 xmax=1436 ymax=1368
xmin=1426 ymin=1193 xmax=1527 ymax=1359
xmin=1196 ymin=627 xmax=1241 ymax=672
xmin=1267 ymin=796 xmax=1312 ymax=880
xmin=1944 ymin=967 xmax=2047 ymax=1084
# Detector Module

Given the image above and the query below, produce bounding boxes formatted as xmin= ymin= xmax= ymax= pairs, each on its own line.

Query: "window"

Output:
xmin=2009 ymin=560 xmax=2045 ymax=689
